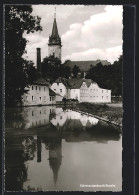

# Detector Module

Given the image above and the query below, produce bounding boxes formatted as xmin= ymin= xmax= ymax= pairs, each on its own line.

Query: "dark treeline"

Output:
xmin=86 ymin=55 xmax=123 ymax=96
xmin=5 ymin=5 xmax=42 ymax=106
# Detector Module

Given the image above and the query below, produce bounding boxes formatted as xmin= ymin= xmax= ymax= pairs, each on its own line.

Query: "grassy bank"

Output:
xmin=68 ymin=102 xmax=123 ymax=127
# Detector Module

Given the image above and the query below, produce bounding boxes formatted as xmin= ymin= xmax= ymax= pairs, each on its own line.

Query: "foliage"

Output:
xmin=41 ymin=56 xmax=71 ymax=82
xmin=5 ymin=5 xmax=42 ymax=106
xmin=86 ymin=56 xmax=123 ymax=96
xmin=72 ymin=65 xmax=80 ymax=78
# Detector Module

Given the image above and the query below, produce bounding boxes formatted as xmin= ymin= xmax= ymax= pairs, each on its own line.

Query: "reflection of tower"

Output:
xmin=48 ymin=138 xmax=62 ymax=187
xmin=37 ymin=136 xmax=42 ymax=163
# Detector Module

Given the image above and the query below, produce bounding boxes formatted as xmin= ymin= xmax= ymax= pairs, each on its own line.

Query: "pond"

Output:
xmin=5 ymin=106 xmax=122 ymax=192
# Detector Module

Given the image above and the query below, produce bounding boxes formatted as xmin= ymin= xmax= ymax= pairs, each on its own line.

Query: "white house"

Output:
xmin=68 ymin=78 xmax=111 ymax=103
xmin=88 ymin=82 xmax=111 ymax=103
xmin=21 ymin=77 xmax=56 ymax=106
xmin=50 ymin=77 xmax=70 ymax=99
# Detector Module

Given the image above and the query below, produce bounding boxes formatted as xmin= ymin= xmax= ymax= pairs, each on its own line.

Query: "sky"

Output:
xmin=23 ymin=5 xmax=123 ymax=66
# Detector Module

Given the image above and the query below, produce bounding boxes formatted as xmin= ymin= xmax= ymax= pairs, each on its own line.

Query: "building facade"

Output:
xmin=21 ymin=78 xmax=56 ymax=106
xmin=50 ymin=77 xmax=70 ymax=99
xmin=68 ymin=79 xmax=111 ymax=103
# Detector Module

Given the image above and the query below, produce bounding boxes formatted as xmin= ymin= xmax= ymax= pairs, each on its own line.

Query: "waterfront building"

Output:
xmin=68 ymin=78 xmax=111 ymax=103
xmin=50 ymin=77 xmax=70 ymax=99
xmin=21 ymin=78 xmax=56 ymax=106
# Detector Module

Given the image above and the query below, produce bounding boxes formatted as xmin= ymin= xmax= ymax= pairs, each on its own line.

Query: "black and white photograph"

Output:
xmin=4 ymin=4 xmax=123 ymax=192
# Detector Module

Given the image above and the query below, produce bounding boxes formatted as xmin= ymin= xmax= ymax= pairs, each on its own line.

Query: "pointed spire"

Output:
xmin=54 ymin=7 xmax=56 ymax=19
xmin=51 ymin=7 xmax=59 ymax=37
xmin=48 ymin=8 xmax=62 ymax=46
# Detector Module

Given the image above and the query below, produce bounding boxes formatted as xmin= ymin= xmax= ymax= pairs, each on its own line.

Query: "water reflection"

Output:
xmin=5 ymin=106 xmax=122 ymax=191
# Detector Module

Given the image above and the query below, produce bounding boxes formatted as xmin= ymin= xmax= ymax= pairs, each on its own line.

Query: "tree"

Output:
xmin=5 ymin=5 xmax=42 ymax=106
xmin=41 ymin=56 xmax=71 ymax=81
xmin=72 ymin=65 xmax=80 ymax=78
xmin=86 ymin=56 xmax=123 ymax=96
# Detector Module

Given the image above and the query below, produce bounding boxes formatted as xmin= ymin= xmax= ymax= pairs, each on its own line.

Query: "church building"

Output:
xmin=48 ymin=12 xmax=62 ymax=60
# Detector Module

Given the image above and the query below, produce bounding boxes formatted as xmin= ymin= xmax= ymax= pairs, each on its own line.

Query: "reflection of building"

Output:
xmin=51 ymin=110 xmax=99 ymax=129
xmin=49 ymin=139 xmax=62 ymax=186
xmin=6 ymin=106 xmax=56 ymax=129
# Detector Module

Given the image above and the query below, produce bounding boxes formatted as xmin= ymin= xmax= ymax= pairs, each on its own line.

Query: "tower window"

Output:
xmin=32 ymin=96 xmax=34 ymax=101
xmin=32 ymin=86 xmax=33 ymax=90
xmin=44 ymin=87 xmax=45 ymax=91
xmin=36 ymin=86 xmax=37 ymax=90
xmin=60 ymin=89 xmax=62 ymax=92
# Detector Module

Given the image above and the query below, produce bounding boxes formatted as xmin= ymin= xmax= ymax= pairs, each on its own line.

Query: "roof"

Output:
xmin=49 ymin=88 xmax=56 ymax=96
xmin=65 ymin=60 xmax=110 ymax=72
xmin=52 ymin=18 xmax=59 ymax=37
xmin=48 ymin=17 xmax=61 ymax=46
xmin=68 ymin=79 xmax=93 ymax=89
xmin=54 ymin=77 xmax=70 ymax=87
xmin=49 ymin=88 xmax=63 ymax=97
xmin=33 ymin=77 xmax=50 ymax=86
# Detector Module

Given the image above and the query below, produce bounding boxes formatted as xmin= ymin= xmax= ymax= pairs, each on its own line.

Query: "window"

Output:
xmin=102 ymin=96 xmax=103 ymax=99
xmin=32 ymin=86 xmax=33 ymax=90
xmin=39 ymin=86 xmax=41 ymax=91
xmin=60 ymin=116 xmax=62 ymax=120
xmin=94 ymin=96 xmax=95 ymax=98
xmin=102 ymin=90 xmax=103 ymax=93
xmin=57 ymin=83 xmax=59 ymax=86
xmin=32 ymin=111 xmax=34 ymax=116
xmin=40 ymin=110 xmax=41 ymax=114
xmin=50 ymin=97 xmax=52 ymax=101
xmin=36 ymin=86 xmax=37 ymax=90
xmin=54 ymin=89 xmax=56 ymax=91
xmin=60 ymin=89 xmax=62 ymax=92
xmin=32 ymin=96 xmax=34 ymax=101
xmin=44 ymin=87 xmax=45 ymax=91
xmin=39 ymin=97 xmax=42 ymax=102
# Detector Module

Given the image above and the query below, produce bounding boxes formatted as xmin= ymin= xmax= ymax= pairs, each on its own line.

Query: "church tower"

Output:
xmin=48 ymin=10 xmax=62 ymax=60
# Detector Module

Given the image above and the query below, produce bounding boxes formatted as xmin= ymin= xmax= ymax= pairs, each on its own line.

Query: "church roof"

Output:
xmin=48 ymin=16 xmax=61 ymax=46
xmin=65 ymin=60 xmax=110 ymax=72
xmin=52 ymin=18 xmax=59 ymax=37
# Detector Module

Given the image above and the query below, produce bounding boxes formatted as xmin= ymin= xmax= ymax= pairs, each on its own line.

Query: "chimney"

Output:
xmin=37 ymin=48 xmax=41 ymax=73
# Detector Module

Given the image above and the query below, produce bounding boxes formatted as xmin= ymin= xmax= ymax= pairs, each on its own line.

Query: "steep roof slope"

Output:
xmin=65 ymin=60 xmax=110 ymax=72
